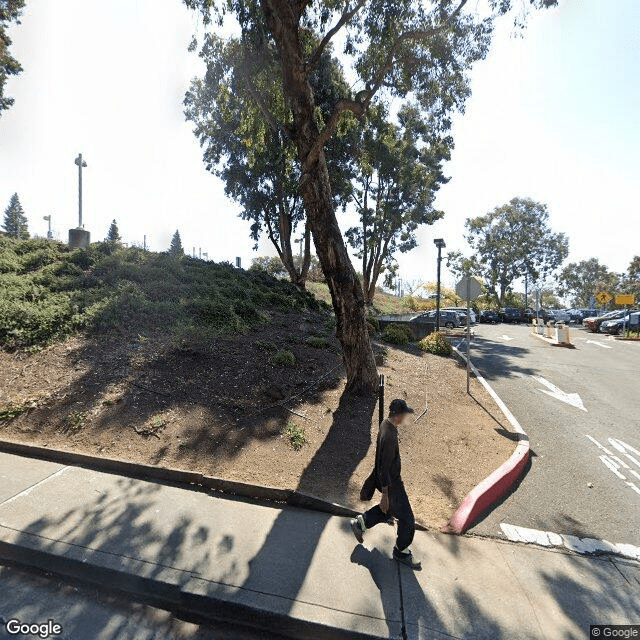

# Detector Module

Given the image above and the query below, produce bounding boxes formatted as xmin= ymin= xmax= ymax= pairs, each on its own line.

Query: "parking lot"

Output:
xmin=459 ymin=322 xmax=640 ymax=549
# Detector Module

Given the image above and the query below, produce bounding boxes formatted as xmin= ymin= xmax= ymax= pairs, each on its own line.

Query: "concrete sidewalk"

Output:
xmin=0 ymin=452 xmax=638 ymax=640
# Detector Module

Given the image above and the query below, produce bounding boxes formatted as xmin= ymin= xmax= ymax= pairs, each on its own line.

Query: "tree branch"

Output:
xmin=241 ymin=73 xmax=282 ymax=135
xmin=305 ymin=0 xmax=369 ymax=74
xmin=303 ymin=0 xmax=467 ymax=169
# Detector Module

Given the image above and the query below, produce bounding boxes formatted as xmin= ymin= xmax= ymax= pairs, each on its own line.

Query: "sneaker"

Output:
xmin=393 ymin=546 xmax=422 ymax=570
xmin=350 ymin=515 xmax=365 ymax=544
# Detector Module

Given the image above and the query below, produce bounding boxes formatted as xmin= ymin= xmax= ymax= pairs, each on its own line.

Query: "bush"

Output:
xmin=305 ymin=335 xmax=329 ymax=348
xmin=284 ymin=421 xmax=307 ymax=450
xmin=382 ymin=323 xmax=411 ymax=345
xmin=367 ymin=314 xmax=380 ymax=332
xmin=417 ymin=332 xmax=453 ymax=357
xmin=271 ymin=349 xmax=296 ymax=366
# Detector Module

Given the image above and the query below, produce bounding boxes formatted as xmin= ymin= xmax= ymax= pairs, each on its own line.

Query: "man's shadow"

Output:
xmin=351 ymin=544 xmax=446 ymax=640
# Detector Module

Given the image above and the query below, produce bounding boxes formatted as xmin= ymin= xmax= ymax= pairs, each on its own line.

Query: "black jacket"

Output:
xmin=360 ymin=418 xmax=402 ymax=501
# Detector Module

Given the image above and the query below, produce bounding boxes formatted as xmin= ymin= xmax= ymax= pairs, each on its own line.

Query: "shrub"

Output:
xmin=305 ymin=335 xmax=329 ymax=348
xmin=367 ymin=314 xmax=380 ymax=332
xmin=417 ymin=332 xmax=453 ymax=357
xmin=255 ymin=339 xmax=277 ymax=351
xmin=284 ymin=421 xmax=307 ymax=450
xmin=271 ymin=349 xmax=296 ymax=366
xmin=382 ymin=323 xmax=411 ymax=345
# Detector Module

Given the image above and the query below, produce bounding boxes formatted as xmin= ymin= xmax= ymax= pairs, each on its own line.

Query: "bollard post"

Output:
xmin=378 ymin=374 xmax=385 ymax=426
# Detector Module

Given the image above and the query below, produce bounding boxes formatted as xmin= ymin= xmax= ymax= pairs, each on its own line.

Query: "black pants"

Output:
xmin=362 ymin=481 xmax=415 ymax=551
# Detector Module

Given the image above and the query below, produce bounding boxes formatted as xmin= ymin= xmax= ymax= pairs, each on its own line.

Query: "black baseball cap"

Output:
xmin=389 ymin=399 xmax=414 ymax=415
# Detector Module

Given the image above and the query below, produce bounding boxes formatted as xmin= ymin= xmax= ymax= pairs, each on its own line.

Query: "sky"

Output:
xmin=1 ymin=0 xmax=638 ymax=291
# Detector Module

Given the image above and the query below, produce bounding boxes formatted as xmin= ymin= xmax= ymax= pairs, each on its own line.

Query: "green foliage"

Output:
xmin=2 ymin=193 xmax=29 ymax=239
xmin=449 ymin=198 xmax=569 ymax=305
xmin=271 ymin=349 xmax=296 ymax=366
xmin=250 ymin=256 xmax=288 ymax=279
xmin=0 ymin=1 xmax=25 ymax=116
xmin=106 ymin=220 xmax=121 ymax=243
xmin=418 ymin=332 xmax=453 ymax=357
xmin=0 ymin=403 xmax=30 ymax=420
xmin=168 ymin=230 xmax=183 ymax=256
xmin=382 ymin=323 xmax=411 ymax=345
xmin=0 ymin=238 xmax=320 ymax=348
xmin=557 ymin=258 xmax=620 ymax=307
xmin=66 ymin=411 xmax=87 ymax=431
xmin=255 ymin=339 xmax=277 ymax=351
xmin=366 ymin=314 xmax=380 ymax=332
xmin=346 ymin=105 xmax=449 ymax=303
xmin=305 ymin=335 xmax=329 ymax=349
xmin=284 ymin=421 xmax=307 ymax=451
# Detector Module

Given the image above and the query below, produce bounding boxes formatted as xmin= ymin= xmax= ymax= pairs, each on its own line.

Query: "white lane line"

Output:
xmin=626 ymin=482 xmax=640 ymax=496
xmin=586 ymin=339 xmax=612 ymax=349
xmin=498 ymin=335 xmax=514 ymax=341
xmin=600 ymin=455 xmax=626 ymax=480
xmin=500 ymin=523 xmax=640 ymax=561
xmin=0 ymin=466 xmax=70 ymax=507
xmin=533 ymin=376 xmax=587 ymax=411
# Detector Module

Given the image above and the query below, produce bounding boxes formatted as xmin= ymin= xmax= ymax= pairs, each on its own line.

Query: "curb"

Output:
xmin=0 ymin=538 xmax=385 ymax=640
xmin=444 ymin=346 xmax=530 ymax=534
xmin=530 ymin=330 xmax=574 ymax=348
xmin=0 ymin=438 xmax=356 ymax=519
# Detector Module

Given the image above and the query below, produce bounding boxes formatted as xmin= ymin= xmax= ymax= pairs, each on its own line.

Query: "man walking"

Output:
xmin=350 ymin=399 xmax=420 ymax=570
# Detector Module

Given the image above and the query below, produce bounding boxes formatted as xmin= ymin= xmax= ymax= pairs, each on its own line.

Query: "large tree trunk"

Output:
xmin=262 ymin=0 xmax=378 ymax=394
xmin=301 ymin=158 xmax=378 ymax=394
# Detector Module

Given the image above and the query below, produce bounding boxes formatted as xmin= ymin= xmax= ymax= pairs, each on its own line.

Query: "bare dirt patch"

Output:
xmin=0 ymin=317 xmax=515 ymax=529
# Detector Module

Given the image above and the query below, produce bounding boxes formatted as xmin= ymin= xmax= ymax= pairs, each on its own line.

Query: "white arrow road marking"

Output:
xmin=500 ymin=523 xmax=640 ymax=561
xmin=533 ymin=376 xmax=587 ymax=411
xmin=498 ymin=334 xmax=514 ymax=341
xmin=586 ymin=339 xmax=612 ymax=349
xmin=586 ymin=435 xmax=640 ymax=495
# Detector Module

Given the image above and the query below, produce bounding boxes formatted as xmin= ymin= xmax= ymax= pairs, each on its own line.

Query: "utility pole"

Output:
xmin=143 ymin=235 xmax=147 ymax=251
xmin=433 ymin=238 xmax=446 ymax=331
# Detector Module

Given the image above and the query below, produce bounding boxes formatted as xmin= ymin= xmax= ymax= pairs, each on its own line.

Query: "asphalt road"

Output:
xmin=462 ymin=322 xmax=640 ymax=547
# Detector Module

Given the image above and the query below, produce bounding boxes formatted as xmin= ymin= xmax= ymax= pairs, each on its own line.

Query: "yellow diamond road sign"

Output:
xmin=595 ymin=291 xmax=613 ymax=305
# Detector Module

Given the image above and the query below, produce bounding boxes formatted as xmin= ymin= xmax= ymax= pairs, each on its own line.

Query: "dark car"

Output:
xmin=480 ymin=310 xmax=501 ymax=324
xmin=600 ymin=312 xmax=640 ymax=335
xmin=500 ymin=307 xmax=522 ymax=323
xmin=584 ymin=310 xmax=625 ymax=333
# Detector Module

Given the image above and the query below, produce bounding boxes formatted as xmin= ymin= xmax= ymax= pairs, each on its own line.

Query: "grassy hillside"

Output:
xmin=0 ymin=237 xmax=325 ymax=349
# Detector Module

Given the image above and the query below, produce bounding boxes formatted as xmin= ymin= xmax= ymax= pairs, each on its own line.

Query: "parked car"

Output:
xmin=567 ymin=308 xmax=592 ymax=324
xmin=420 ymin=310 xmax=463 ymax=329
xmin=500 ymin=307 xmax=522 ymax=323
xmin=600 ymin=312 xmax=640 ymax=335
xmin=442 ymin=307 xmax=477 ymax=324
xmin=479 ymin=310 xmax=501 ymax=324
xmin=584 ymin=310 xmax=626 ymax=333
xmin=548 ymin=309 xmax=571 ymax=323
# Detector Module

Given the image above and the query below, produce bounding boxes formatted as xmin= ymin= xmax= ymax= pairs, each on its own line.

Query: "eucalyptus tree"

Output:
xmin=346 ymin=104 xmax=450 ymax=305
xmin=184 ymin=0 xmax=558 ymax=393
xmin=185 ymin=35 xmax=355 ymax=289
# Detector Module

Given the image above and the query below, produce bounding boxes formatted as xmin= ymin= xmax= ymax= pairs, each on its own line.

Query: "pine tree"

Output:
xmin=168 ymin=230 xmax=183 ymax=256
xmin=2 ymin=193 xmax=29 ymax=239
xmin=106 ymin=219 xmax=121 ymax=243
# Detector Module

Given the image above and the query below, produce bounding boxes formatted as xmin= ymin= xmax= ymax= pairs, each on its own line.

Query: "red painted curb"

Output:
xmin=443 ymin=346 xmax=530 ymax=534
xmin=443 ymin=440 xmax=529 ymax=534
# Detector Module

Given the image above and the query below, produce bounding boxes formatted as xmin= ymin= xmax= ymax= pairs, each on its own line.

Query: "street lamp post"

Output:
xmin=43 ymin=215 xmax=52 ymax=239
xmin=434 ymin=238 xmax=446 ymax=331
